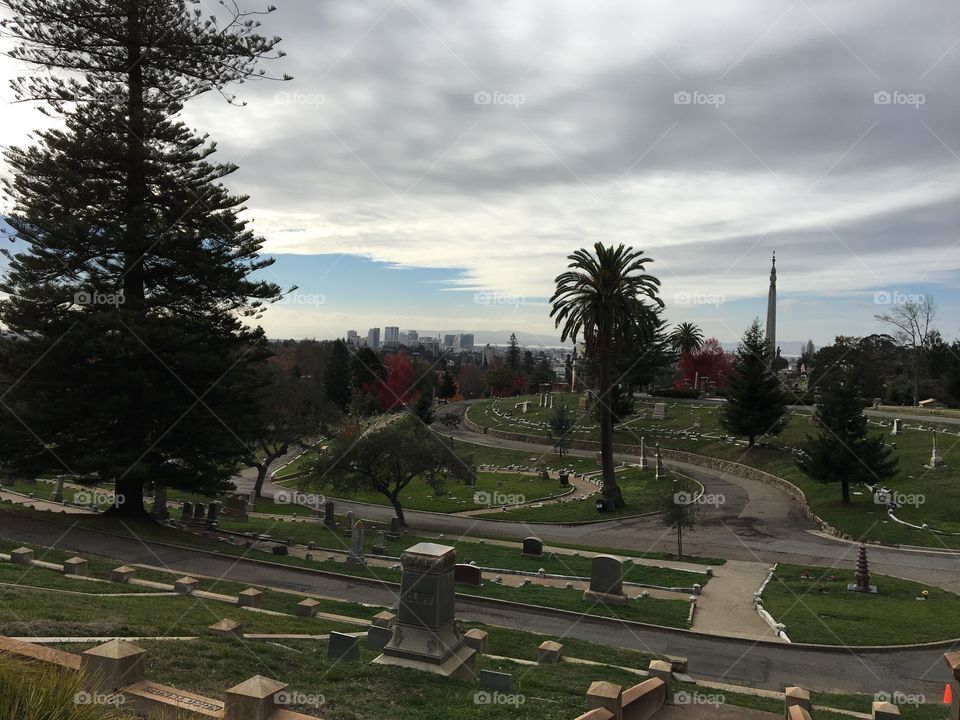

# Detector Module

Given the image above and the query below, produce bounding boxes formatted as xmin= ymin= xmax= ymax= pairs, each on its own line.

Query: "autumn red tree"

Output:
xmin=457 ymin=363 xmax=484 ymax=399
xmin=679 ymin=338 xmax=733 ymax=388
xmin=371 ymin=352 xmax=419 ymax=411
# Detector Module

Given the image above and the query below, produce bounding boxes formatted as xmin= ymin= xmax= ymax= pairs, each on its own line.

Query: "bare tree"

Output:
xmin=875 ymin=296 xmax=937 ymax=406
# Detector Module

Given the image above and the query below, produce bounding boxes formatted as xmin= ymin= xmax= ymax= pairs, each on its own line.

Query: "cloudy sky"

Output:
xmin=2 ymin=0 xmax=959 ymax=347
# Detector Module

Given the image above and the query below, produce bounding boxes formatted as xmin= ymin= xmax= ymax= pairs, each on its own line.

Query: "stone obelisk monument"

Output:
xmin=766 ymin=252 xmax=777 ymax=357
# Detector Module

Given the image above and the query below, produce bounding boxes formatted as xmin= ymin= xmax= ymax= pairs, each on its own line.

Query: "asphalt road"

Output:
xmin=0 ymin=510 xmax=952 ymax=697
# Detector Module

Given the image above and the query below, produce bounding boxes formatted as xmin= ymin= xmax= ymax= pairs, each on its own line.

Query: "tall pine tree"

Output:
xmin=797 ymin=364 xmax=897 ymax=504
xmin=0 ymin=1 xmax=288 ymax=517
xmin=506 ymin=333 xmax=521 ymax=371
xmin=720 ymin=319 xmax=788 ymax=446
xmin=324 ymin=340 xmax=352 ymax=412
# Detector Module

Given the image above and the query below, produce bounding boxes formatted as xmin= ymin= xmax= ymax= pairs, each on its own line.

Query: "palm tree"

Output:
xmin=670 ymin=322 xmax=704 ymax=355
xmin=551 ymin=243 xmax=662 ymax=508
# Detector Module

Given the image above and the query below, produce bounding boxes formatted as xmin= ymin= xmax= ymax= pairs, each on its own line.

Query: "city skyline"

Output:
xmin=2 ymin=3 xmax=959 ymax=343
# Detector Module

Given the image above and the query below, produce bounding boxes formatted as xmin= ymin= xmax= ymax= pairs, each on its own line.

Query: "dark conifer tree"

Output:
xmin=797 ymin=364 xmax=897 ymax=504
xmin=324 ymin=340 xmax=352 ymax=412
xmin=0 ymin=0 xmax=288 ymax=517
xmin=720 ymin=319 xmax=788 ymax=446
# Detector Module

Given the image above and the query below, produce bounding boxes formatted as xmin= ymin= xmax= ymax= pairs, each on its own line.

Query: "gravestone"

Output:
xmin=559 ymin=472 xmax=570 ymax=487
xmin=347 ymin=520 xmax=366 ymax=566
xmin=583 ymin=555 xmax=627 ymax=605
xmin=639 ymin=437 xmax=647 ymax=470
xmin=891 ymin=418 xmax=903 ymax=436
xmin=479 ymin=669 xmax=512 ymax=693
xmin=389 ymin=516 xmax=401 ymax=537
xmin=367 ymin=624 xmax=392 ymax=651
xmin=192 ymin=503 xmax=205 ymax=522
xmin=655 ymin=444 xmax=664 ymax=481
xmin=931 ymin=433 xmax=944 ymax=467
xmin=324 ymin=500 xmax=336 ymax=529
xmin=373 ymin=543 xmax=477 ymax=681
xmin=247 ymin=489 xmax=256 ymax=511
xmin=151 ymin=485 xmax=169 ymax=521
xmin=653 ymin=402 xmax=668 ymax=419
xmin=522 ymin=537 xmax=543 ymax=559
xmin=372 ymin=531 xmax=386 ymax=555
xmin=327 ymin=631 xmax=360 ymax=661
xmin=180 ymin=502 xmax=193 ymax=520
xmin=206 ymin=501 xmax=221 ymax=525
xmin=52 ymin=477 xmax=65 ymax=504
xmin=344 ymin=511 xmax=355 ymax=538
xmin=454 ymin=563 xmax=481 ymax=586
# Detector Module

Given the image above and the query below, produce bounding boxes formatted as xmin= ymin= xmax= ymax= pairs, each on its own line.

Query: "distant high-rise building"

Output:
xmin=459 ymin=333 xmax=475 ymax=350
xmin=482 ymin=344 xmax=496 ymax=365
xmin=404 ymin=330 xmax=419 ymax=345
xmin=443 ymin=334 xmax=456 ymax=349
xmin=367 ymin=327 xmax=380 ymax=349
xmin=346 ymin=330 xmax=359 ymax=346
xmin=385 ymin=326 xmax=400 ymax=347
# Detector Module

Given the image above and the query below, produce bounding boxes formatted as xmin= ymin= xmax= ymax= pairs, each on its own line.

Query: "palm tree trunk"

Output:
xmin=598 ymin=336 xmax=624 ymax=508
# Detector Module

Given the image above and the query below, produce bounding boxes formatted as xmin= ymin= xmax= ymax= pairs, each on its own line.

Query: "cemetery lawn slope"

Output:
xmin=761 ymin=563 xmax=960 ymax=645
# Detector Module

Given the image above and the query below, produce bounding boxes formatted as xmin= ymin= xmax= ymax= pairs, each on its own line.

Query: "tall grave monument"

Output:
xmin=374 ymin=542 xmax=476 ymax=681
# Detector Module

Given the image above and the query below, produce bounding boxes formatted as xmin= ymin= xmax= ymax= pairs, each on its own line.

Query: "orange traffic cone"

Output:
xmin=944 ymin=683 xmax=953 ymax=704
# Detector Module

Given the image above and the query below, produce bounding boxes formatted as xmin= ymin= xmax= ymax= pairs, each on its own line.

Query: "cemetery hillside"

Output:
xmin=0 ymin=2 xmax=957 ymax=720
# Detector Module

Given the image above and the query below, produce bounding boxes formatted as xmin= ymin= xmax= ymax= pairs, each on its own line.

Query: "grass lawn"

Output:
xmin=468 ymin=396 xmax=960 ymax=548
xmin=215 ymin=515 xmax=706 ymax=588
xmin=295 ymin=470 xmax=564 ymax=514
xmin=273 ymin=445 xmax=324 ymax=480
xmin=0 ymin=583 xmax=357 ymax=639
xmin=0 ymin=537 xmax=936 ymax=719
xmin=762 ymin=563 xmax=960 ymax=645
xmin=2 ymin=597 xmax=928 ymax=720
xmin=494 ymin=467 xmax=699 ymax=523
xmin=0 ymin=512 xmax=695 ymax=628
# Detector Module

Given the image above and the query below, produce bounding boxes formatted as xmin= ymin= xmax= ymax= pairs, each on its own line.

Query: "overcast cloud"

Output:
xmin=1 ymin=0 xmax=959 ymax=342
